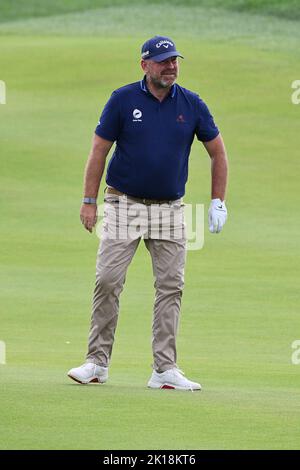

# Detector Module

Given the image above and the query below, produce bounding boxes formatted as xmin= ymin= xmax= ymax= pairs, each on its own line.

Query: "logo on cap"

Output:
xmin=156 ymin=40 xmax=174 ymax=49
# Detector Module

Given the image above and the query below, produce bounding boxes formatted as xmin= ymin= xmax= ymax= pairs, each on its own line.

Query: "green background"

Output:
xmin=0 ymin=0 xmax=300 ymax=449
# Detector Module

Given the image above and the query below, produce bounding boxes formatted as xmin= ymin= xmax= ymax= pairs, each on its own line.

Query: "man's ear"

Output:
xmin=141 ymin=59 xmax=148 ymax=72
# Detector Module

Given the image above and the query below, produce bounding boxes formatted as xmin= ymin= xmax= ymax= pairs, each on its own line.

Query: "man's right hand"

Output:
xmin=80 ymin=203 xmax=98 ymax=233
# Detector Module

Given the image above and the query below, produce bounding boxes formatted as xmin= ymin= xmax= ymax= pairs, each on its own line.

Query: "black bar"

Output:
xmin=0 ymin=450 xmax=299 ymax=466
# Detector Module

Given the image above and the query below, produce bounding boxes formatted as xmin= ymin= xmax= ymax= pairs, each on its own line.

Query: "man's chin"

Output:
xmin=160 ymin=78 xmax=176 ymax=88
xmin=150 ymin=76 xmax=177 ymax=89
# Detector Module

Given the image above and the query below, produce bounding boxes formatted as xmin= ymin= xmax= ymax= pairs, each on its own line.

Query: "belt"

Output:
xmin=106 ymin=187 xmax=172 ymax=205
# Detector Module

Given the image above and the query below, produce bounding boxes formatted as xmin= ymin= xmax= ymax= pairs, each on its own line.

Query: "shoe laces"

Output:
xmin=172 ymin=368 xmax=194 ymax=392
xmin=81 ymin=363 xmax=96 ymax=372
xmin=172 ymin=367 xmax=185 ymax=376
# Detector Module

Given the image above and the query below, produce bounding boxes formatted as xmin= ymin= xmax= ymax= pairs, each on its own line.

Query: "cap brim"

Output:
xmin=151 ymin=51 xmax=184 ymax=63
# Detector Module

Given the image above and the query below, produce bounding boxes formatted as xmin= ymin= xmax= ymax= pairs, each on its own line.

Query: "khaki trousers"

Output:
xmin=86 ymin=192 xmax=187 ymax=372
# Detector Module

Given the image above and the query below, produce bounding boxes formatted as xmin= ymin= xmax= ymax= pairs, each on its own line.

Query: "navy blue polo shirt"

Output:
xmin=95 ymin=77 xmax=219 ymax=199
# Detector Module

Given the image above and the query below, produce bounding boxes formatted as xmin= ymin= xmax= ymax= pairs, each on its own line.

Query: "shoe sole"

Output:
xmin=67 ymin=374 xmax=106 ymax=385
xmin=148 ymin=381 xmax=201 ymax=391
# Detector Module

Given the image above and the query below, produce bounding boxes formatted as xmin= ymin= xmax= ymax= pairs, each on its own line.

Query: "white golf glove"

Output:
xmin=208 ymin=198 xmax=227 ymax=233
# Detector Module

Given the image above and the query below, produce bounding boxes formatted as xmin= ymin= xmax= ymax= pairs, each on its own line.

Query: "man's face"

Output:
xmin=141 ymin=56 xmax=179 ymax=88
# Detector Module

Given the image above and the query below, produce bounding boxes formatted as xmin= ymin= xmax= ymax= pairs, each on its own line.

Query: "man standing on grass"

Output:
xmin=68 ymin=35 xmax=228 ymax=390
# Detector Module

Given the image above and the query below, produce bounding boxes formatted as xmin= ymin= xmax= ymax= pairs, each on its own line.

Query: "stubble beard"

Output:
xmin=150 ymin=73 xmax=177 ymax=89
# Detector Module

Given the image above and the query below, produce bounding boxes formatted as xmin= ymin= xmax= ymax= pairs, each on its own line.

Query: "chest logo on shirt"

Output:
xmin=176 ymin=114 xmax=186 ymax=123
xmin=133 ymin=108 xmax=142 ymax=122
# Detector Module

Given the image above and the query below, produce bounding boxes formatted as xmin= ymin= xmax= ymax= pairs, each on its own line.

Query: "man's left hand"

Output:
xmin=208 ymin=198 xmax=227 ymax=233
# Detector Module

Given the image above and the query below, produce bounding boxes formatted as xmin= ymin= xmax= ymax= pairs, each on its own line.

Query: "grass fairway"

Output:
xmin=1 ymin=2 xmax=300 ymax=450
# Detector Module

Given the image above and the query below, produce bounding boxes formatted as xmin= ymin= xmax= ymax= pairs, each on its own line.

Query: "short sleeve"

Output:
xmin=95 ymin=91 xmax=121 ymax=142
xmin=195 ymin=97 xmax=219 ymax=142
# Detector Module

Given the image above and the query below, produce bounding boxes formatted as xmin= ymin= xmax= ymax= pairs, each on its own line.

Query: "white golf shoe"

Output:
xmin=147 ymin=367 xmax=201 ymax=391
xmin=67 ymin=362 xmax=108 ymax=384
